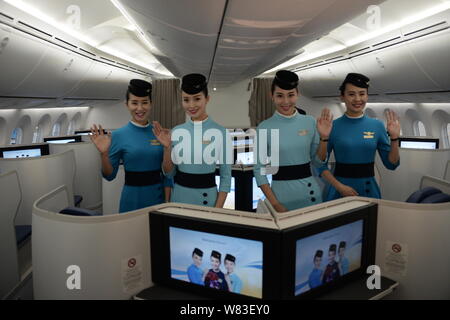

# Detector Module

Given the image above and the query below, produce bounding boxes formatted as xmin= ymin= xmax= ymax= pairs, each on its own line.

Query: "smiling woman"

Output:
xmin=317 ymin=73 xmax=401 ymax=201
xmin=90 ymin=79 xmax=173 ymax=213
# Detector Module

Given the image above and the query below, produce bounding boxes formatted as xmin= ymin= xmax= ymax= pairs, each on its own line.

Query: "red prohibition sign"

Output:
xmin=392 ymin=244 xmax=402 ymax=253
xmin=128 ymin=258 xmax=137 ymax=268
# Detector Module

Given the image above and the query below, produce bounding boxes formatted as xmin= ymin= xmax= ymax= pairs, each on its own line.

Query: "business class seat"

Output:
xmin=420 ymin=192 xmax=450 ymax=204
xmin=406 ymin=186 xmax=450 ymax=203
xmin=59 ymin=207 xmax=101 ymax=217
xmin=15 ymin=225 xmax=32 ymax=248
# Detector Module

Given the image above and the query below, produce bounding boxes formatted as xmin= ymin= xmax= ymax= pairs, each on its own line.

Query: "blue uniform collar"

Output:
xmin=188 ymin=116 xmax=210 ymax=126
xmin=275 ymin=109 xmax=298 ymax=119
xmin=344 ymin=113 xmax=365 ymax=119
xmin=130 ymin=120 xmax=150 ymax=128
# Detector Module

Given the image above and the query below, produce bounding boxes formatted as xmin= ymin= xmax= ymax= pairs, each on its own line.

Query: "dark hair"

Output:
xmin=126 ymin=90 xmax=152 ymax=103
xmin=329 ymin=244 xmax=337 ymax=253
xmin=271 ymin=82 xmax=299 ymax=95
xmin=339 ymin=83 xmax=369 ymax=96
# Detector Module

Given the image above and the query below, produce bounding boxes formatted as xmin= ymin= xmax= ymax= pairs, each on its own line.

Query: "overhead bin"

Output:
xmin=0 ymin=24 xmax=47 ymax=96
xmin=0 ymin=12 xmax=152 ymax=101
xmin=299 ymin=60 xmax=356 ymax=97
xmin=296 ymin=9 xmax=450 ymax=98
xmin=8 ymin=43 xmax=94 ymax=98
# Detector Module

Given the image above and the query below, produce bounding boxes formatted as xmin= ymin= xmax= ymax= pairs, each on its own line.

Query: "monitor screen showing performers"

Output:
xmin=294 ymin=220 xmax=363 ymax=296
xmin=280 ymin=202 xmax=377 ymax=299
xmin=169 ymin=227 xmax=263 ymax=298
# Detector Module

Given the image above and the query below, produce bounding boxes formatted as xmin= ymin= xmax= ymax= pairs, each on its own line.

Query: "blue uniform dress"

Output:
xmin=308 ymin=268 xmax=323 ymax=289
xmin=340 ymin=257 xmax=349 ymax=275
xmin=228 ymin=273 xmax=242 ymax=293
xmin=254 ymin=111 xmax=326 ymax=211
xmin=187 ymin=264 xmax=204 ymax=285
xmin=103 ymin=121 xmax=172 ymax=213
xmin=317 ymin=114 xmax=399 ymax=201
xmin=167 ymin=117 xmax=232 ymax=207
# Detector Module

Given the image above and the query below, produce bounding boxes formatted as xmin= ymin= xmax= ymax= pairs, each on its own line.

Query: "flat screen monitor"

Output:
xmin=44 ymin=135 xmax=82 ymax=144
xmin=252 ymin=175 xmax=272 ymax=210
xmin=75 ymin=129 xmax=108 ymax=136
xmin=399 ymin=138 xmax=439 ymax=149
xmin=150 ymin=211 xmax=282 ymax=299
xmin=233 ymin=136 xmax=254 ymax=147
xmin=236 ymin=150 xmax=254 ymax=165
xmin=215 ymin=176 xmax=235 ymax=210
xmin=0 ymin=144 xmax=50 ymax=159
xmin=281 ymin=203 xmax=378 ymax=299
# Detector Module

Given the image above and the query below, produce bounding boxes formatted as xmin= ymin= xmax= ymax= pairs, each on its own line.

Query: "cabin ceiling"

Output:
xmin=115 ymin=0 xmax=385 ymax=87
xmin=4 ymin=0 xmax=385 ymax=86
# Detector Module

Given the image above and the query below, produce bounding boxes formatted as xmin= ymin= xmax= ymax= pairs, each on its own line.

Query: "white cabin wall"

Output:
xmin=363 ymin=103 xmax=450 ymax=144
xmin=207 ymin=80 xmax=252 ymax=129
xmin=84 ymin=101 xmax=130 ymax=130
xmin=0 ymin=107 xmax=90 ymax=146
xmin=297 ymin=95 xmax=344 ymax=119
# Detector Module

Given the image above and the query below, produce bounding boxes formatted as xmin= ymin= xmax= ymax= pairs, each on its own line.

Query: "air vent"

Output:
xmin=55 ymin=37 xmax=77 ymax=49
xmin=349 ymin=47 xmax=370 ymax=55
xmin=308 ymin=60 xmax=324 ymax=67
xmin=404 ymin=21 xmax=448 ymax=38
xmin=0 ymin=12 xmax=13 ymax=21
xmin=18 ymin=21 xmax=52 ymax=38
xmin=373 ymin=36 xmax=401 ymax=47
xmin=79 ymin=48 xmax=95 ymax=56
xmin=100 ymin=56 xmax=116 ymax=64
xmin=325 ymin=56 xmax=344 ymax=62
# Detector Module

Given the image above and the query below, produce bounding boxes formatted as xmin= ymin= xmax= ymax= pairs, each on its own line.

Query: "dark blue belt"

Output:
xmin=334 ymin=162 xmax=375 ymax=178
xmin=272 ymin=163 xmax=311 ymax=181
xmin=125 ymin=170 xmax=162 ymax=186
xmin=174 ymin=170 xmax=216 ymax=189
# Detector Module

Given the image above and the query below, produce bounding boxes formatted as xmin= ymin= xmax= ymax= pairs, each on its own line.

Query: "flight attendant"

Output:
xmin=318 ymin=73 xmax=400 ymax=200
xmin=154 ymin=73 xmax=232 ymax=208
xmin=90 ymin=79 xmax=173 ymax=213
xmin=253 ymin=70 xmax=332 ymax=212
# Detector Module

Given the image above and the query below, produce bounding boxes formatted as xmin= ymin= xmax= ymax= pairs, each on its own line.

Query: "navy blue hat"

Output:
xmin=128 ymin=79 xmax=152 ymax=97
xmin=182 ymin=73 xmax=208 ymax=94
xmin=339 ymin=73 xmax=370 ymax=92
xmin=211 ymin=250 xmax=221 ymax=260
xmin=273 ymin=70 xmax=299 ymax=90
xmin=193 ymin=248 xmax=203 ymax=257
xmin=224 ymin=254 xmax=236 ymax=263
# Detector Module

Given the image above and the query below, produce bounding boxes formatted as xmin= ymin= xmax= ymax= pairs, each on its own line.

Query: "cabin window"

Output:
xmin=413 ymin=120 xmax=427 ymax=137
xmin=443 ymin=123 xmax=450 ymax=149
xmin=67 ymin=120 xmax=76 ymax=135
xmin=32 ymin=126 xmax=42 ymax=143
xmin=10 ymin=127 xmax=23 ymax=145
xmin=52 ymin=122 xmax=61 ymax=137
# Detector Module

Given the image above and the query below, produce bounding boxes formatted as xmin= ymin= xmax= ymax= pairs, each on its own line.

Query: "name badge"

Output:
xmin=202 ymin=140 xmax=212 ymax=144
xmin=363 ymin=132 xmax=375 ymax=139
xmin=150 ymin=139 xmax=161 ymax=146
xmin=298 ymin=130 xmax=309 ymax=136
